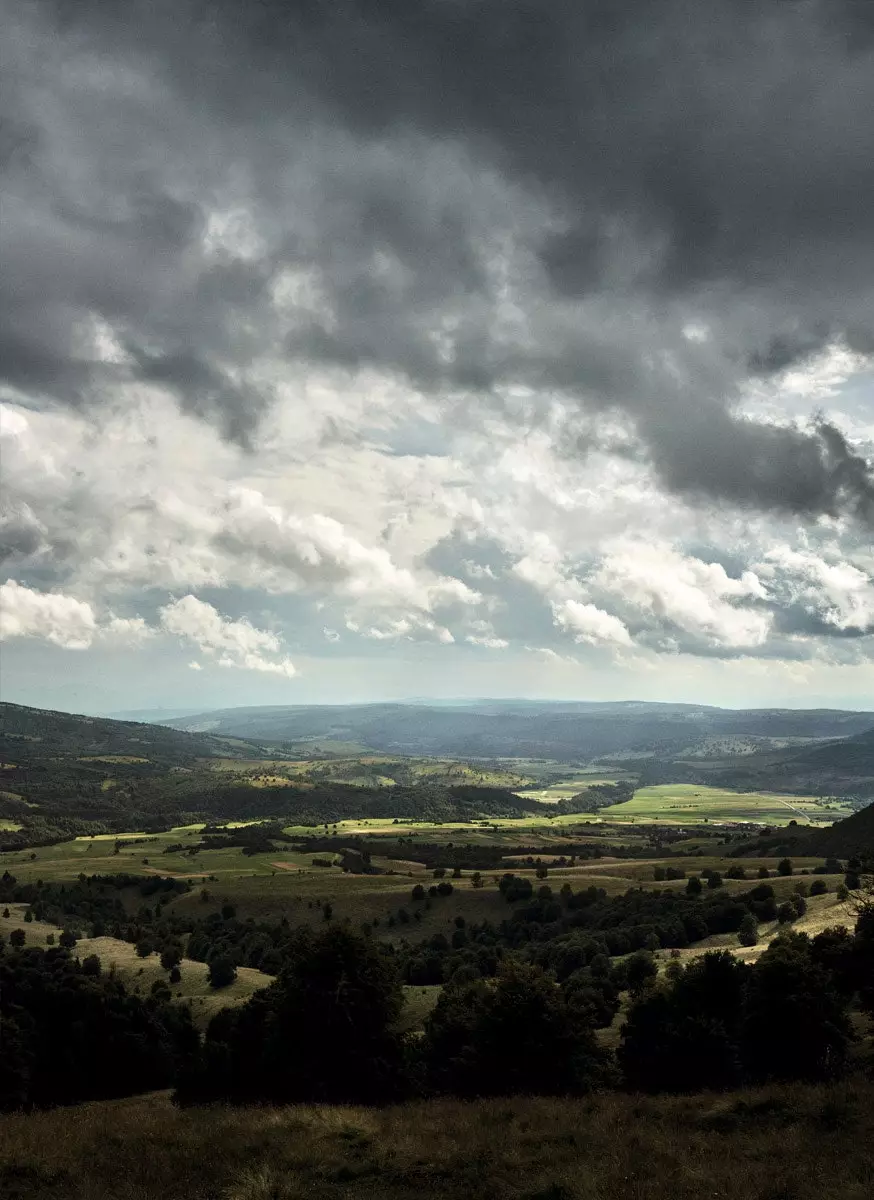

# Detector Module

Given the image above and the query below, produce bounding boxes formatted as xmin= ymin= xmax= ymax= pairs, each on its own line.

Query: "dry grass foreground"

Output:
xmin=2 ymin=1083 xmax=873 ymax=1200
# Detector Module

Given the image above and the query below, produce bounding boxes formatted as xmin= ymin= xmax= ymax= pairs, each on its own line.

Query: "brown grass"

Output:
xmin=1 ymin=1082 xmax=872 ymax=1199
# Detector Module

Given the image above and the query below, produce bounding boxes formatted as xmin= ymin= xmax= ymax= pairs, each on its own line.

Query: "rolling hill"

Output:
xmin=160 ymin=700 xmax=874 ymax=764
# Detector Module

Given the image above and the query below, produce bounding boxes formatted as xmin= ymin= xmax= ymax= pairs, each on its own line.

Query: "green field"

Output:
xmin=596 ymin=783 xmax=855 ymax=825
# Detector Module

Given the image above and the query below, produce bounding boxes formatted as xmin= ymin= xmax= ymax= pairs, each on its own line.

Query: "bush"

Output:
xmin=207 ymin=954 xmax=237 ymax=989
xmin=810 ymin=880 xmax=828 ymax=896
xmin=160 ymin=945 xmax=183 ymax=971
xmin=625 ymin=951 xmax=658 ymax=995
xmin=737 ymin=913 xmax=758 ymax=946
xmin=777 ymin=859 xmax=793 ymax=877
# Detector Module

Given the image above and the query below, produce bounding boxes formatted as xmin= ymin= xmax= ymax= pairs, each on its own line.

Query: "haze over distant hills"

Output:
xmin=143 ymin=700 xmax=874 ymax=799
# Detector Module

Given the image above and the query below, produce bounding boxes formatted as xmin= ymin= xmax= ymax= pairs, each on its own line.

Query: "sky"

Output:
xmin=1 ymin=0 xmax=873 ymax=715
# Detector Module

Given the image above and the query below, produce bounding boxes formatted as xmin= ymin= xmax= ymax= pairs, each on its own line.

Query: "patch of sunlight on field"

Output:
xmin=0 ymin=823 xmax=275 ymax=883
xmin=0 ymin=905 xmax=270 ymax=1027
xmin=597 ymin=783 xmax=851 ymax=825
xmin=674 ymin=890 xmax=856 ymax=969
xmin=517 ymin=776 xmax=625 ymax=802
xmin=79 ymin=936 xmax=270 ymax=1028
xmin=78 ymin=754 xmax=150 ymax=763
xmin=399 ymin=985 xmax=441 ymax=1034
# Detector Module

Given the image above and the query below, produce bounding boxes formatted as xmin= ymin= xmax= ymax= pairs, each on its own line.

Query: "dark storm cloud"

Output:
xmin=4 ymin=0 xmax=874 ymax=517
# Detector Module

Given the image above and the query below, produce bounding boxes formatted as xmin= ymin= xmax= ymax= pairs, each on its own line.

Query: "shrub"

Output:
xmin=207 ymin=954 xmax=237 ymax=989
xmin=737 ymin=914 xmax=758 ymax=946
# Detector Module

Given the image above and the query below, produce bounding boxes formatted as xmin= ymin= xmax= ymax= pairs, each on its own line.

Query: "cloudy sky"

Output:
xmin=1 ymin=0 xmax=873 ymax=715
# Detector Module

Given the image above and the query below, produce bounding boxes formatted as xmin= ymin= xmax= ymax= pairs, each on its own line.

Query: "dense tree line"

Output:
xmin=620 ymin=916 xmax=874 ymax=1092
xmin=553 ymin=781 xmax=636 ymax=814
xmin=2 ymin=883 xmax=871 ymax=1112
xmin=0 ymin=944 xmax=198 ymax=1110
xmin=177 ymin=908 xmax=872 ymax=1106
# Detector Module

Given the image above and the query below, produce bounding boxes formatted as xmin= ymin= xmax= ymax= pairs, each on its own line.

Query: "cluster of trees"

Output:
xmin=553 ymin=781 xmax=636 ymax=815
xmin=0 ymin=871 xmax=190 ymax=934
xmin=0 ymin=944 xmax=198 ymax=1110
xmin=2 ymin=875 xmax=871 ymax=1112
xmin=177 ymin=905 xmax=873 ymax=1107
xmin=621 ymin=917 xmax=873 ymax=1091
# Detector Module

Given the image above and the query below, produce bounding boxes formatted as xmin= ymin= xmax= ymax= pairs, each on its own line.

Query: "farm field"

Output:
xmin=0 ymin=823 xmax=288 ymax=883
xmin=597 ymin=783 xmax=854 ymax=825
xmin=516 ymin=774 xmax=632 ymax=802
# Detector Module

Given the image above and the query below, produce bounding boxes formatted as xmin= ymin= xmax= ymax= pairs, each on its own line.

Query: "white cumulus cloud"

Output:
xmin=553 ymin=599 xmax=633 ymax=647
xmin=159 ymin=595 xmax=296 ymax=677
xmin=0 ymin=580 xmax=97 ymax=650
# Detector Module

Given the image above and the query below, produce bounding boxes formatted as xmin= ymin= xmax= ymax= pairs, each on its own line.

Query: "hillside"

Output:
xmin=0 ymin=703 xmax=547 ymax=841
xmin=0 ymin=702 xmax=275 ymax=767
xmin=160 ymin=701 xmax=874 ymax=798
xmin=163 ymin=701 xmax=874 ymax=765
xmin=1 ymin=1082 xmax=872 ymax=1200
xmin=806 ymin=797 xmax=874 ymax=859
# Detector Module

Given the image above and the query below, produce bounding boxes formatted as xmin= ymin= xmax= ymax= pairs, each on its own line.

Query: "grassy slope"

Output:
xmin=0 ymin=905 xmax=270 ymax=1029
xmin=2 ymin=1083 xmax=873 ymax=1200
xmin=807 ymin=799 xmax=874 ymax=858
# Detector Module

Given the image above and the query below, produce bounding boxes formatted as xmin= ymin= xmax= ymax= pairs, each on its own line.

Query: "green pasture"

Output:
xmin=516 ymin=775 xmax=627 ymax=802
xmin=0 ymin=824 xmax=295 ymax=884
xmin=596 ymin=783 xmax=854 ymax=825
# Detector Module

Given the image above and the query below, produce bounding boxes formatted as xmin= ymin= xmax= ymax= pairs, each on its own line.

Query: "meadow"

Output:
xmin=0 ymin=904 xmax=270 ymax=1028
xmin=1 ymin=1081 xmax=872 ymax=1200
xmin=516 ymin=779 xmax=854 ymax=825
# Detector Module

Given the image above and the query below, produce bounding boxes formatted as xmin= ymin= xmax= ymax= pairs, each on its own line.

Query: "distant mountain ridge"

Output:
xmin=158 ymin=700 xmax=874 ymax=775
